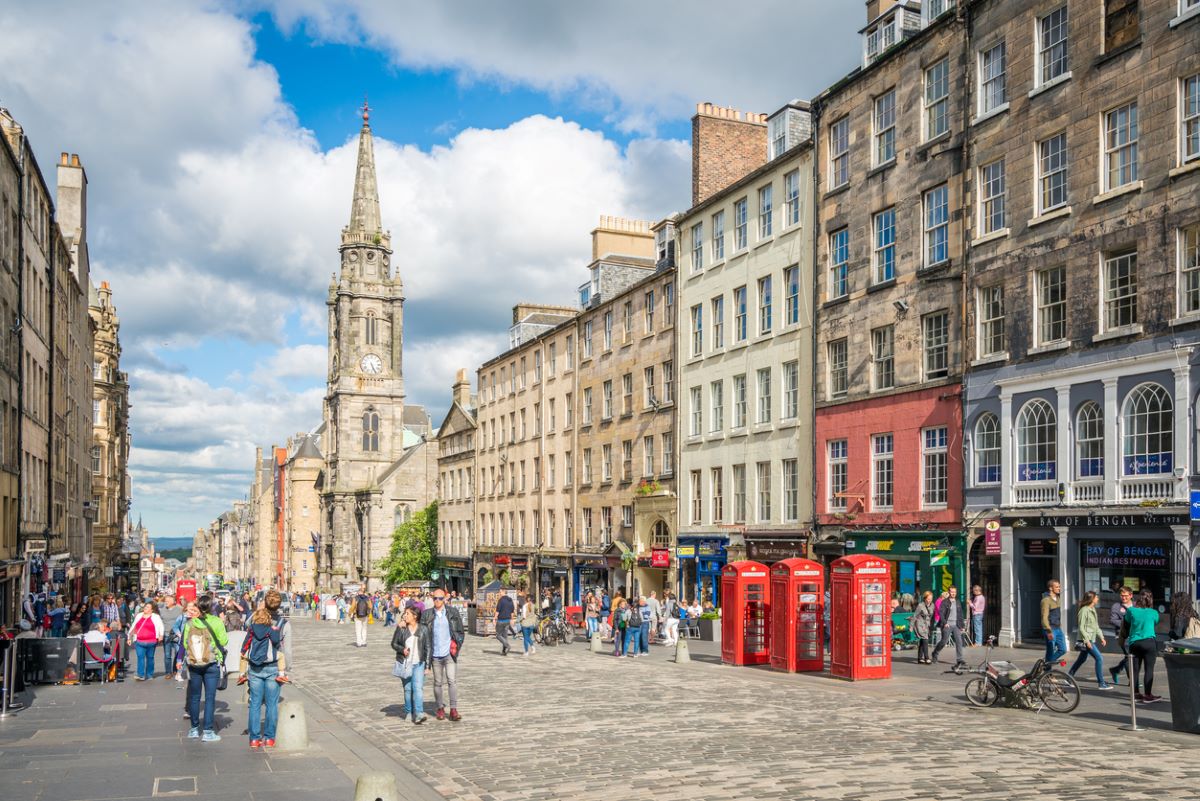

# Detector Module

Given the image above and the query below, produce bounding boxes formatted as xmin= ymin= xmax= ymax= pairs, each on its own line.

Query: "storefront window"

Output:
xmin=1016 ymin=399 xmax=1056 ymax=481
xmin=1121 ymin=383 xmax=1172 ymax=475
xmin=1075 ymin=402 xmax=1104 ymax=478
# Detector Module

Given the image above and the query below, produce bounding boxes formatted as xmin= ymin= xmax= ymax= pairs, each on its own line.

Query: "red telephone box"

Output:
xmin=720 ymin=560 xmax=770 ymax=666
xmin=830 ymin=554 xmax=891 ymax=680
xmin=175 ymin=579 xmax=197 ymax=604
xmin=768 ymin=558 xmax=825 ymax=673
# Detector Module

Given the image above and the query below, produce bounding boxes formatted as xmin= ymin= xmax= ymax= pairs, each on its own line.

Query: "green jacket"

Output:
xmin=1076 ymin=605 xmax=1102 ymax=645
xmin=182 ymin=614 xmax=229 ymax=649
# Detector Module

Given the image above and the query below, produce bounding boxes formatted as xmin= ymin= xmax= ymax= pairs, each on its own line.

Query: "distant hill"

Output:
xmin=151 ymin=536 xmax=194 ymax=550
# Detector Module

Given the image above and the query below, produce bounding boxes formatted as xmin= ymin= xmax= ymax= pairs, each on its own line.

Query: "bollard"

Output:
xmin=1119 ymin=651 xmax=1143 ymax=732
xmin=674 ymin=638 xmax=690 ymax=664
xmin=353 ymin=771 xmax=398 ymax=801
xmin=275 ymin=700 xmax=309 ymax=750
xmin=590 ymin=632 xmax=603 ymax=653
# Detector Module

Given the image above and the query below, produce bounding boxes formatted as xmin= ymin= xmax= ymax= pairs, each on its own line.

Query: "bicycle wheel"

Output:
xmin=560 ymin=623 xmax=575 ymax=645
xmin=964 ymin=677 xmax=999 ymax=707
xmin=1037 ymin=670 xmax=1081 ymax=713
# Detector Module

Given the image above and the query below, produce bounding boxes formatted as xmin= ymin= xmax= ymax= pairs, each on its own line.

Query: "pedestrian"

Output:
xmin=584 ymin=592 xmax=600 ymax=639
xmin=391 ymin=606 xmax=429 ymax=724
xmin=520 ymin=594 xmax=539 ymax=656
xmin=160 ymin=596 xmax=183 ymax=678
xmin=494 ymin=590 xmax=515 ymax=656
xmin=419 ymin=589 xmax=464 ymax=721
xmin=969 ymin=585 xmax=986 ymax=646
xmin=242 ymin=603 xmax=284 ymax=748
xmin=47 ymin=598 xmax=68 ymax=637
xmin=931 ymin=585 xmax=965 ymax=667
xmin=622 ymin=600 xmax=639 ymax=657
xmin=128 ymin=602 xmax=164 ymax=681
xmin=911 ymin=591 xmax=935 ymax=664
xmin=1108 ymin=585 xmax=1133 ymax=686
xmin=637 ymin=596 xmax=651 ymax=655
xmin=352 ymin=590 xmax=371 ymax=647
xmin=262 ymin=589 xmax=292 ymax=683
xmin=1168 ymin=592 xmax=1200 ymax=640
xmin=1123 ymin=589 xmax=1162 ymax=704
xmin=613 ymin=599 xmax=630 ymax=657
xmin=1068 ymin=591 xmax=1113 ymax=689
xmin=101 ymin=593 xmax=121 ymax=625
xmin=646 ymin=591 xmax=662 ymax=644
xmin=1041 ymin=579 xmax=1066 ymax=663
xmin=183 ymin=597 xmax=229 ymax=742
xmin=222 ymin=597 xmax=244 ymax=632
xmin=662 ymin=592 xmax=680 ymax=646
xmin=600 ymin=589 xmax=611 ymax=622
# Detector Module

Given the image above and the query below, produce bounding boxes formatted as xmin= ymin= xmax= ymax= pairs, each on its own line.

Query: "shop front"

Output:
xmin=434 ymin=558 xmax=473 ymax=595
xmin=474 ymin=552 xmax=533 ymax=593
xmin=633 ymin=548 xmax=670 ymax=598
xmin=537 ymin=556 xmax=570 ymax=600
xmin=843 ymin=531 xmax=967 ymax=604
xmin=572 ymin=554 xmax=613 ymax=603
xmin=677 ymin=536 xmax=727 ymax=607
xmin=745 ymin=532 xmax=811 ymax=565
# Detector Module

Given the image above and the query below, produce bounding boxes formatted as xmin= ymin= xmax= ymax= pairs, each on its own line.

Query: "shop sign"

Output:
xmin=441 ymin=559 xmax=469 ymax=571
xmin=511 ymin=557 xmax=528 ymax=570
xmin=52 ymin=568 xmax=66 ymax=583
xmin=1191 ymin=490 xmax=1200 ymax=523
xmin=984 ymin=520 xmax=1002 ymax=555
xmin=650 ymin=548 xmax=670 ymax=568
xmin=929 ymin=549 xmax=950 ymax=567
xmin=573 ymin=556 xmax=608 ymax=568
xmin=746 ymin=539 xmax=808 ymax=562
xmin=1023 ymin=539 xmax=1057 ymax=556
xmin=1082 ymin=541 xmax=1170 ymax=569
xmin=676 ymin=545 xmax=696 ymax=558
xmin=24 ymin=539 xmax=47 ymax=554
xmin=1123 ymin=454 xmax=1171 ymax=476
xmin=1017 ymin=462 xmax=1056 ymax=482
xmin=493 ymin=555 xmax=511 ymax=566
xmin=697 ymin=539 xmax=724 ymax=556
xmin=1006 ymin=512 xmax=1189 ymax=528
xmin=636 ymin=556 xmax=652 ymax=567
xmin=538 ymin=558 xmax=567 ymax=569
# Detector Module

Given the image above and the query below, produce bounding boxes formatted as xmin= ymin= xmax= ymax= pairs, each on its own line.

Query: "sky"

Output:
xmin=0 ymin=0 xmax=862 ymax=538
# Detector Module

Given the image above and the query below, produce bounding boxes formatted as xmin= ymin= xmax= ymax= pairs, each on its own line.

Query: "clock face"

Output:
xmin=360 ymin=354 xmax=383 ymax=375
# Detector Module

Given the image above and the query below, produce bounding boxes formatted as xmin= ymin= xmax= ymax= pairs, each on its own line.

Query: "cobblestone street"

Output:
xmin=290 ymin=617 xmax=1200 ymax=801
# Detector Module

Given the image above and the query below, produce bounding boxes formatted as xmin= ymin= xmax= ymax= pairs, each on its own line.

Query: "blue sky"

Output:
xmin=0 ymin=0 xmax=861 ymax=539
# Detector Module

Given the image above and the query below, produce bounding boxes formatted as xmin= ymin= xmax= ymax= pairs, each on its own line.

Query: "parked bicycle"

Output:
xmin=536 ymin=611 xmax=575 ymax=646
xmin=961 ymin=636 xmax=1081 ymax=713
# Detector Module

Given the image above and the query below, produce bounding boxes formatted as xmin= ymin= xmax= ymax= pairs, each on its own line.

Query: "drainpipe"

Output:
xmin=809 ymin=97 xmax=823 ymax=560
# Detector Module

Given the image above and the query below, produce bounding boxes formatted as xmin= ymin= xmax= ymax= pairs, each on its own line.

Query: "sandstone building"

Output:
xmin=89 ymin=280 xmax=129 ymax=576
xmin=435 ymin=370 xmax=477 ymax=594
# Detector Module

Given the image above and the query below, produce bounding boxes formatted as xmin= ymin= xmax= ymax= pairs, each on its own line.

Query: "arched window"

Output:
xmin=652 ymin=520 xmax=670 ymax=548
xmin=362 ymin=408 xmax=380 ymax=452
xmin=1016 ymin=399 xmax=1056 ymax=481
xmin=364 ymin=312 xmax=378 ymax=346
xmin=1075 ymin=402 xmax=1104 ymax=478
xmin=394 ymin=504 xmax=410 ymax=528
xmin=1122 ymin=383 xmax=1172 ymax=475
xmin=973 ymin=413 xmax=1000 ymax=484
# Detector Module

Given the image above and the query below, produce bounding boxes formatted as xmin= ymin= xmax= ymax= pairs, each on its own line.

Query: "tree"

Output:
xmin=378 ymin=501 xmax=438 ymax=587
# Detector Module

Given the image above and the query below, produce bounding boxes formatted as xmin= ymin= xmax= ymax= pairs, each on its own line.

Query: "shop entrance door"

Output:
xmin=1020 ymin=555 xmax=1055 ymax=641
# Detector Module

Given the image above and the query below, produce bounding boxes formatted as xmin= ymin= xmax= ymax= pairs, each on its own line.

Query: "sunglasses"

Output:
xmin=433 ymin=596 xmax=446 ymax=601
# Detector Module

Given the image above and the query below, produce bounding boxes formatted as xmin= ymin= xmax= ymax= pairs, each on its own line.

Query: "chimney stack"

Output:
xmin=691 ymin=103 xmax=769 ymax=206
xmin=452 ymin=368 xmax=471 ymax=408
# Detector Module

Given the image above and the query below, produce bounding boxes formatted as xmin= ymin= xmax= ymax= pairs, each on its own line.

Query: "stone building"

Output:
xmin=318 ymin=107 xmax=437 ymax=593
xmin=89 ymin=281 xmax=129 ymax=575
xmin=434 ymin=370 xmax=477 ymax=593
xmin=960 ymin=0 xmax=1200 ymax=644
xmin=811 ymin=1 xmax=969 ymax=598
xmin=675 ymin=100 xmax=816 ymax=606
xmin=283 ymin=432 xmax=321 ymax=593
xmin=0 ymin=109 xmax=22 ymax=625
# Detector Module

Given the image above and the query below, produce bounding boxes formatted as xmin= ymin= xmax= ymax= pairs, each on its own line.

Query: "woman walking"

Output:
xmin=584 ymin=592 xmax=600 ymax=639
xmin=1068 ymin=592 xmax=1113 ymax=689
xmin=520 ymin=594 xmax=539 ymax=656
xmin=969 ymin=586 xmax=986 ymax=646
xmin=1124 ymin=589 xmax=1162 ymax=704
xmin=391 ymin=606 xmax=429 ymax=724
xmin=244 ymin=604 xmax=284 ymax=747
xmin=183 ymin=597 xmax=230 ymax=742
xmin=911 ymin=591 xmax=935 ymax=665
xmin=129 ymin=602 xmax=164 ymax=680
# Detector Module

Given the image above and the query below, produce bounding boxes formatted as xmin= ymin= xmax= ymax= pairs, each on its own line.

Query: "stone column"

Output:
xmin=998 ymin=524 xmax=1017 ymax=647
xmin=1054 ymin=525 xmax=1072 ymax=637
xmin=1173 ymin=365 xmax=1190 ymax=501
xmin=1103 ymin=378 xmax=1119 ymax=503
xmin=1000 ymin=392 xmax=1013 ymax=508
xmin=1055 ymin=386 xmax=1070 ymax=499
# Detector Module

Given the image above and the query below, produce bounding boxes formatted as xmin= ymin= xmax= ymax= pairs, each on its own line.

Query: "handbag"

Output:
xmin=1074 ymin=640 xmax=1089 ymax=652
xmin=392 ymin=659 xmax=413 ymax=679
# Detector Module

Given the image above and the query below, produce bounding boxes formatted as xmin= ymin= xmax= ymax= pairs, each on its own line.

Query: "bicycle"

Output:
xmin=535 ymin=612 xmax=575 ymax=646
xmin=962 ymin=636 xmax=1081 ymax=713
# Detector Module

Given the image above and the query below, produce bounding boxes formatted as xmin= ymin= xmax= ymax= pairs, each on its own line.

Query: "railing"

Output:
xmin=1119 ymin=476 xmax=1175 ymax=503
xmin=1070 ymin=481 xmax=1103 ymax=503
xmin=1012 ymin=482 xmax=1058 ymax=506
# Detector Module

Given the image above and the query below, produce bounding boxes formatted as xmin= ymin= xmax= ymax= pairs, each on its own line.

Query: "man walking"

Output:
xmin=1109 ymin=585 xmax=1133 ymax=686
xmin=1041 ymin=579 xmax=1066 ymax=663
xmin=352 ymin=591 xmax=371 ymax=647
xmin=494 ymin=590 xmax=515 ymax=656
xmin=931 ymin=585 xmax=966 ymax=667
xmin=646 ymin=591 xmax=663 ymax=644
xmin=421 ymin=590 xmax=464 ymax=721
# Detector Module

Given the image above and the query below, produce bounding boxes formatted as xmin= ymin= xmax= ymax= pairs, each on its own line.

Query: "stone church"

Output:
xmin=315 ymin=107 xmax=438 ymax=593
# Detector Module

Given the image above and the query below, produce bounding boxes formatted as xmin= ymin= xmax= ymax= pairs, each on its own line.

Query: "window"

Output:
xmin=979 ymin=159 xmax=1006 ymax=235
xmin=784 ymin=170 xmax=801 ymax=227
xmin=734 ymin=285 xmax=748 ymax=341
xmin=711 ymin=210 xmax=726 ymax=261
xmin=602 ymin=379 xmax=613 ymax=419
xmin=829 ymin=228 xmax=849 ymax=299
xmin=756 ymin=368 xmax=772 ymax=424
xmin=871 ymin=326 xmax=894 ymax=390
xmin=362 ymin=409 xmax=380 ymax=451
xmin=1184 ymin=75 xmax=1200 ymax=164
xmin=782 ymin=459 xmax=799 ymax=521
xmin=784 ymin=266 xmax=799 ymax=325
xmin=565 ymin=392 xmax=573 ymax=426
xmin=828 ymin=339 xmax=848 ymax=399
xmin=690 ymin=304 xmax=703 ymax=357
xmin=603 ymin=311 xmax=613 ymax=350
xmin=1036 ymin=266 xmax=1067 ymax=345
xmin=974 ymin=413 xmax=1001 ymax=484
xmin=828 ymin=440 xmax=848 ymax=511
xmin=583 ymin=321 xmax=593 ymax=358
xmin=644 ymin=366 xmax=657 ymax=407
xmin=733 ymin=374 xmax=747 ymax=428
xmin=1076 ymin=402 xmax=1104 ymax=479
xmin=732 ymin=464 xmax=747 ymax=523
xmin=758 ymin=184 xmax=773 ymax=239
xmin=622 ymin=302 xmax=632 ymax=342
xmin=689 ymin=386 xmax=702 ymax=436
xmin=924 ymin=185 xmax=949 ymax=267
xmin=566 ymin=335 xmax=575 ymax=368
xmin=979 ymin=42 xmax=1007 ymax=114
xmin=924 ymin=0 xmax=948 ymax=24
xmin=621 ymin=373 xmax=632 ymax=415
xmin=691 ymin=223 xmax=704 ymax=272
xmin=643 ymin=435 xmax=655 ymax=476
xmin=644 ymin=292 xmax=655 ymax=333
xmin=1104 ymin=102 xmax=1139 ymax=191
xmin=582 ymin=509 xmax=592 ymax=542
xmin=874 ymin=89 xmax=897 ymax=165
xmin=364 ymin=312 xmax=378 ymax=345
xmin=548 ymin=455 xmax=556 ymax=486
xmin=664 ymin=282 xmax=674 ymax=323
xmin=711 ymin=296 xmax=725 ymax=349
xmin=922 ymin=427 xmax=948 ymax=507
xmin=1103 ymin=250 xmax=1138 ymax=330
xmin=91 ymin=445 xmax=101 ymax=474
xmin=1016 ymin=399 xmax=1057 ymax=481
xmin=873 ymin=208 xmax=895 ymax=283
xmin=922 ymin=311 xmax=949 ymax=380
xmin=565 ymin=450 xmax=573 ymax=484
xmin=1182 ymin=225 xmax=1200 ymax=315
xmin=924 ymin=58 xmax=950 ymax=140
xmin=756 ymin=462 xmax=772 ymax=522
xmin=662 ymin=431 xmax=674 ymax=474
xmin=690 ymin=471 xmax=703 ymax=523
xmin=1038 ymin=7 xmax=1069 ymax=85
xmin=1037 ymin=133 xmax=1068 ymax=214
xmin=978 ymin=285 xmax=1006 ymax=356
xmin=583 ymin=387 xmax=593 ymax=425
xmin=829 ymin=117 xmax=850 ymax=188
xmin=601 ymin=507 xmax=613 ymax=541
xmin=758 ymin=276 xmax=772 ymax=334
xmin=534 ymin=350 xmax=543 ymax=382
xmin=548 ymin=343 xmax=557 ymax=376
xmin=1123 ymin=383 xmax=1172 ymax=475
xmin=710 ymin=380 xmax=724 ymax=432
xmin=782 ymin=360 xmax=799 ymax=420
xmin=663 ymin=360 xmax=674 ymax=403
xmin=621 ymin=439 xmax=633 ymax=480
xmin=734 ymin=198 xmax=748 ymax=250
xmin=871 ymin=434 xmax=894 ymax=510
xmin=1103 ymin=0 xmax=1139 ymax=53
xmin=711 ymin=467 xmax=724 ymax=523
xmin=602 ymin=444 xmax=612 ymax=482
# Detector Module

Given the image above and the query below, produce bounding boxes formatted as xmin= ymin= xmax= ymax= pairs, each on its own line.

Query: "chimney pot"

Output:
xmin=60 ymin=152 xmax=68 ymax=165
xmin=71 ymin=154 xmax=80 ymax=167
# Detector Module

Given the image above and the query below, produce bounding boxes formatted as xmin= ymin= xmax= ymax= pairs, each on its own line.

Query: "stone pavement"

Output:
xmin=292 ymin=616 xmax=1200 ymax=801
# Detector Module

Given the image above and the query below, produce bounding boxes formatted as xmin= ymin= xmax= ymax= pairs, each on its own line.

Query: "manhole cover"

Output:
xmin=153 ymin=776 xmax=197 ymax=796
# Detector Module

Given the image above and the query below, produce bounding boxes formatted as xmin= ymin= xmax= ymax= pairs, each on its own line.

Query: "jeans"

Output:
xmin=586 ymin=617 xmax=598 ymax=637
xmin=933 ymin=626 xmax=963 ymax=664
xmin=354 ymin=618 xmax=368 ymax=646
xmin=134 ymin=641 xmax=156 ymax=679
xmin=1044 ymin=627 xmax=1067 ymax=663
xmin=1112 ymin=635 xmax=1131 ymax=679
xmin=496 ymin=620 xmax=511 ymax=652
xmin=401 ymin=663 xmax=426 ymax=720
xmin=1069 ymin=642 xmax=1106 ymax=684
xmin=1129 ymin=638 xmax=1157 ymax=695
xmin=971 ymin=614 xmax=983 ymax=646
xmin=430 ymin=655 xmax=457 ymax=710
xmin=623 ymin=626 xmax=637 ymax=655
xmin=521 ymin=625 xmax=534 ymax=652
xmin=638 ymin=622 xmax=650 ymax=654
xmin=186 ymin=662 xmax=220 ymax=731
xmin=162 ymin=637 xmax=177 ymax=671
xmin=917 ymin=637 xmax=930 ymax=663
xmin=247 ymin=664 xmax=280 ymax=740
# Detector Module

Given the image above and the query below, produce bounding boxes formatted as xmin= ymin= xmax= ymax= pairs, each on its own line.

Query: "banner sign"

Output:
xmin=1082 ymin=541 xmax=1170 ymax=569
xmin=984 ymin=519 xmax=1002 ymax=555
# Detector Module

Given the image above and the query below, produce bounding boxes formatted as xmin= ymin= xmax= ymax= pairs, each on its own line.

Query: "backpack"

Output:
xmin=242 ymin=621 xmax=282 ymax=666
xmin=185 ymin=618 xmax=218 ymax=666
xmin=619 ymin=607 xmax=632 ymax=629
xmin=356 ymin=596 xmax=370 ymax=617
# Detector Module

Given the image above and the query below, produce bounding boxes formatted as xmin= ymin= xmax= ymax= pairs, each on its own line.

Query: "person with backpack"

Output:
xmin=242 ymin=604 xmax=284 ymax=748
xmin=182 ymin=597 xmax=229 ymax=742
xmin=353 ymin=591 xmax=371 ymax=647
xmin=662 ymin=592 xmax=680 ymax=646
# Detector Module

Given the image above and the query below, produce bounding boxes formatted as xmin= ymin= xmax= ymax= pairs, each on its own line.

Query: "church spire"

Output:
xmin=342 ymin=100 xmax=390 ymax=249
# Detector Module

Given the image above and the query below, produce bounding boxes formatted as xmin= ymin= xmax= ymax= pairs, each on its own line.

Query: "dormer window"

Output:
xmin=923 ymin=0 xmax=949 ymax=26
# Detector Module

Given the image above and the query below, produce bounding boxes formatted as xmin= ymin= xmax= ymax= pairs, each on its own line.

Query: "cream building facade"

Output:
xmin=435 ymin=370 xmax=476 ymax=593
xmin=89 ymin=280 xmax=128 ymax=572
xmin=283 ymin=433 xmax=321 ymax=593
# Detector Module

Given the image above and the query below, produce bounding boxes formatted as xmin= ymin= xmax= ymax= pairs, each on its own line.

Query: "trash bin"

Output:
xmin=1163 ymin=652 xmax=1200 ymax=734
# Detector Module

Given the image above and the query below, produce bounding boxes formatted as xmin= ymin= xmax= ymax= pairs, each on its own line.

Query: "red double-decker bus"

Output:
xmin=175 ymin=578 xmax=197 ymax=603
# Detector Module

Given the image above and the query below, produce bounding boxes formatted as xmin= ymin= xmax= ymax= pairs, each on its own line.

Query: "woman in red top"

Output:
xmin=129 ymin=602 xmax=164 ymax=681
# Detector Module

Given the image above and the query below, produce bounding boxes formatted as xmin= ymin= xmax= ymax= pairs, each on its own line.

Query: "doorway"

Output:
xmin=1019 ymin=551 xmax=1056 ymax=642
